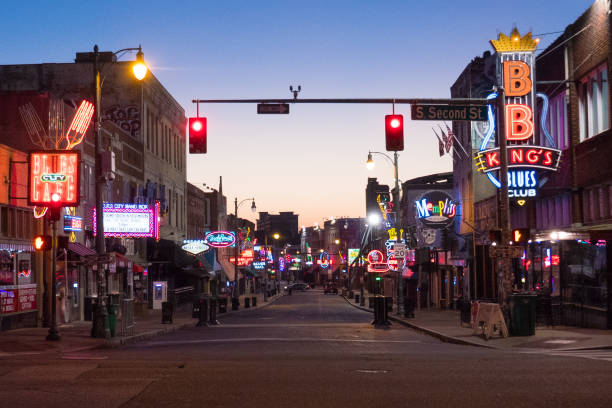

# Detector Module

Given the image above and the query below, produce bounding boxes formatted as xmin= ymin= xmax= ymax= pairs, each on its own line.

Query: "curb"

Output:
xmin=342 ymin=295 xmax=496 ymax=349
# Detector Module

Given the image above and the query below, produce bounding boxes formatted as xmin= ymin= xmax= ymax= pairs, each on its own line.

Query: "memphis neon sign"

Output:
xmin=93 ymin=203 xmax=160 ymax=239
xmin=415 ymin=191 xmax=457 ymax=229
xmin=204 ymin=231 xmax=236 ymax=248
xmin=28 ymin=150 xmax=80 ymax=207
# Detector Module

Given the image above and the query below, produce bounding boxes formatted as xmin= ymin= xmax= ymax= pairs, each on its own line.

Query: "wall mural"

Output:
xmin=103 ymin=105 xmax=141 ymax=138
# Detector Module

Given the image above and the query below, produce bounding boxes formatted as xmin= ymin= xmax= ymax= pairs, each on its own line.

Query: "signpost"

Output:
xmin=257 ymin=103 xmax=289 ymax=114
xmin=411 ymin=104 xmax=487 ymax=121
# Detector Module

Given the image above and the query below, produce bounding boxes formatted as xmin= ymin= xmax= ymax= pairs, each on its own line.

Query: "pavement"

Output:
xmin=0 ymin=292 xmax=283 ymax=357
xmin=343 ymin=294 xmax=612 ymax=351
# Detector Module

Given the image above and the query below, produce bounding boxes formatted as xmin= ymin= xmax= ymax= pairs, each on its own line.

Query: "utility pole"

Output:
xmin=393 ymin=151 xmax=404 ymax=316
xmin=496 ymin=88 xmax=513 ymax=314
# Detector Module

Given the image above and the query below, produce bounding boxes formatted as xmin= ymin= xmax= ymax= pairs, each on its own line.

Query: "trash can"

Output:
xmin=162 ymin=301 xmax=173 ymax=324
xmin=232 ymin=297 xmax=240 ymax=311
xmin=107 ymin=304 xmax=118 ymax=337
xmin=509 ymin=294 xmax=537 ymax=336
xmin=197 ymin=297 xmax=209 ymax=327
xmin=368 ymin=296 xmax=375 ymax=309
xmin=209 ymin=297 xmax=219 ymax=325
xmin=251 ymin=296 xmax=257 ymax=307
xmin=354 ymin=294 xmax=360 ymax=304
xmin=244 ymin=297 xmax=250 ymax=308
xmin=404 ymin=297 xmax=415 ymax=318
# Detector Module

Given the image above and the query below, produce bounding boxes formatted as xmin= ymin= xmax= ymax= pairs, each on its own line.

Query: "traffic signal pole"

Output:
xmin=46 ymin=218 xmax=60 ymax=341
xmin=193 ymin=98 xmax=489 ymax=106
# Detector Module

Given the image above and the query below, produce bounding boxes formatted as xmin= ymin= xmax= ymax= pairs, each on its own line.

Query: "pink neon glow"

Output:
xmin=33 ymin=206 xmax=48 ymax=218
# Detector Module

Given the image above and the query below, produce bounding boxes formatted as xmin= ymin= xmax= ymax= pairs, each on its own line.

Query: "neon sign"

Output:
xmin=93 ymin=203 xmax=159 ymax=239
xmin=204 ymin=231 xmax=236 ymax=248
xmin=475 ymin=145 xmax=561 ymax=173
xmin=318 ymin=251 xmax=331 ymax=269
xmin=28 ymin=150 xmax=80 ymax=207
xmin=253 ymin=261 xmax=266 ymax=270
xmin=367 ymin=250 xmax=384 ymax=264
xmin=63 ymin=215 xmax=83 ymax=232
xmin=415 ymin=191 xmax=457 ymax=229
xmin=473 ymin=29 xmax=561 ymax=199
xmin=181 ymin=240 xmax=210 ymax=255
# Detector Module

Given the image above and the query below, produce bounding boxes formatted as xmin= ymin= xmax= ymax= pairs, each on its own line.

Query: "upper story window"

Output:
xmin=547 ymin=91 xmax=569 ymax=150
xmin=579 ymin=63 xmax=609 ymax=142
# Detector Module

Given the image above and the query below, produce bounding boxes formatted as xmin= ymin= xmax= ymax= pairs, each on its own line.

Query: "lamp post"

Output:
xmin=366 ymin=150 xmax=404 ymax=315
xmin=92 ymin=44 xmax=147 ymax=338
xmin=233 ymin=197 xmax=256 ymax=309
xmin=273 ymin=233 xmax=280 ymax=290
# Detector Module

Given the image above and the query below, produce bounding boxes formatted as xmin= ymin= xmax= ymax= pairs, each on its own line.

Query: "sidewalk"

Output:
xmin=343 ymin=295 xmax=612 ymax=351
xmin=0 ymin=292 xmax=283 ymax=357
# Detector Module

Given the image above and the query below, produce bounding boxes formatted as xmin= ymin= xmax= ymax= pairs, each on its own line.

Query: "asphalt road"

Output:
xmin=2 ymin=290 xmax=612 ymax=408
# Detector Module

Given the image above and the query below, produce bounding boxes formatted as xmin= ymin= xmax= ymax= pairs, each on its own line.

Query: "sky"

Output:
xmin=0 ymin=0 xmax=595 ymax=227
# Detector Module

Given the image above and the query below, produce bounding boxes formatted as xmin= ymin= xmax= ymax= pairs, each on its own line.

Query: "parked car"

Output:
xmin=323 ymin=283 xmax=338 ymax=294
xmin=293 ymin=283 xmax=309 ymax=291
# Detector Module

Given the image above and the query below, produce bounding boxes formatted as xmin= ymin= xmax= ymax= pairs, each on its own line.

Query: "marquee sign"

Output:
xmin=415 ymin=191 xmax=457 ymax=229
xmin=474 ymin=29 xmax=561 ymax=201
xmin=204 ymin=231 xmax=236 ymax=248
xmin=28 ymin=150 xmax=80 ymax=207
xmin=367 ymin=250 xmax=384 ymax=264
xmin=181 ymin=240 xmax=210 ymax=255
xmin=93 ymin=203 xmax=160 ymax=239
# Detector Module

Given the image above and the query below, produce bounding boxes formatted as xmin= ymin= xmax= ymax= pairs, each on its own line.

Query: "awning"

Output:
xmin=218 ymin=259 xmax=236 ymax=281
xmin=67 ymin=242 xmax=96 ymax=256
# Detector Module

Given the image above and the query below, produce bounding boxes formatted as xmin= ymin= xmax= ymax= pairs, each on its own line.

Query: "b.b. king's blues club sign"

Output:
xmin=473 ymin=29 xmax=562 ymax=203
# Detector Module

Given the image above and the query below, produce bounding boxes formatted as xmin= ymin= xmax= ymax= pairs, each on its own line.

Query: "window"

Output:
xmin=548 ymin=92 xmax=568 ymax=149
xmin=579 ymin=63 xmax=609 ymax=141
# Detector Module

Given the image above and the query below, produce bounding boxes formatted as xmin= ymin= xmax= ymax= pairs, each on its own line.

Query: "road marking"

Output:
xmin=520 ymin=349 xmax=612 ymax=363
xmin=0 ymin=351 xmax=43 ymax=358
xmin=138 ymin=338 xmax=424 ymax=347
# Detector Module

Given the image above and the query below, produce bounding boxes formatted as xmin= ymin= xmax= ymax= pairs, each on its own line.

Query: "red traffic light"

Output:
xmin=385 ymin=114 xmax=404 ymax=151
xmin=189 ymin=117 xmax=207 ymax=154
xmin=34 ymin=235 xmax=52 ymax=251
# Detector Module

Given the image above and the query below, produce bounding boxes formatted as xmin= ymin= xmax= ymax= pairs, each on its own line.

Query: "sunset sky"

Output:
xmin=1 ymin=0 xmax=593 ymax=226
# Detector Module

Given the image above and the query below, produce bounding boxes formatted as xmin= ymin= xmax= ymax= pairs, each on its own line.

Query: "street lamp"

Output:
xmin=233 ymin=197 xmax=256 ymax=309
xmin=366 ymin=150 xmax=404 ymax=316
xmin=92 ymin=44 xmax=147 ymax=339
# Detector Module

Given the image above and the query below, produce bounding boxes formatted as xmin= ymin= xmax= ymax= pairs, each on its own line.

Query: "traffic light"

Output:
xmin=513 ymin=228 xmax=530 ymax=244
xmin=34 ymin=235 xmax=52 ymax=251
xmin=47 ymin=192 xmax=62 ymax=222
xmin=385 ymin=114 xmax=404 ymax=151
xmin=189 ymin=117 xmax=207 ymax=154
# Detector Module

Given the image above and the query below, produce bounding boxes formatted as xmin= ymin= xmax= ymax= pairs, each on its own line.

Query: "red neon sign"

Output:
xmin=64 ymin=100 xmax=94 ymax=149
xmin=28 ymin=150 xmax=80 ymax=207
xmin=475 ymin=145 xmax=561 ymax=173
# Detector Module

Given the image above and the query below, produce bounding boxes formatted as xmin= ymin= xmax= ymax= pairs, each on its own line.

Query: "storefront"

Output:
xmin=0 ymin=241 xmax=37 ymax=331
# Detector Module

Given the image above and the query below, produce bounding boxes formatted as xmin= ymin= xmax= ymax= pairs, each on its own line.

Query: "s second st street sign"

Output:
xmin=411 ymin=104 xmax=488 ymax=121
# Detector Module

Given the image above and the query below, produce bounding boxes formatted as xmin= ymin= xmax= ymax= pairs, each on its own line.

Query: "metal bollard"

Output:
xmin=208 ymin=297 xmax=219 ymax=325
xmin=197 ymin=298 xmax=209 ymax=327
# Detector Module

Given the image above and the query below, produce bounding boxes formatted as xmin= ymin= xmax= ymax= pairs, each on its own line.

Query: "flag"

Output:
xmin=445 ymin=122 xmax=470 ymax=159
xmin=438 ymin=125 xmax=452 ymax=153
xmin=432 ymin=127 xmax=445 ymax=157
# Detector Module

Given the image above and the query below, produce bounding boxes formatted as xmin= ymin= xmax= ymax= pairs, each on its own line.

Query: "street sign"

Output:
xmin=257 ymin=103 xmax=290 ymax=114
xmin=411 ymin=104 xmax=488 ymax=121
xmin=392 ymin=243 xmax=406 ymax=259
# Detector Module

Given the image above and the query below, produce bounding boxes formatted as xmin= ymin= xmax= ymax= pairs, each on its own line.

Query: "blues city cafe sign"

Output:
xmin=415 ymin=191 xmax=457 ymax=229
xmin=204 ymin=231 xmax=236 ymax=248
xmin=473 ymin=29 xmax=561 ymax=202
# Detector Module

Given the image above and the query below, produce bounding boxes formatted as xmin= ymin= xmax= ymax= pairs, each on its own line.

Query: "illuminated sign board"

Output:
xmin=507 ymin=170 xmax=538 ymax=198
xmin=204 ymin=231 xmax=236 ymax=248
xmin=474 ymin=29 xmax=562 ymax=201
xmin=318 ymin=251 xmax=331 ymax=269
xmin=367 ymin=263 xmax=389 ymax=273
xmin=253 ymin=261 xmax=266 ymax=270
xmin=415 ymin=191 xmax=457 ymax=229
xmin=367 ymin=250 xmax=384 ymax=264
xmin=348 ymin=248 xmax=360 ymax=265
xmin=474 ymin=145 xmax=561 ymax=173
xmin=93 ymin=203 xmax=159 ymax=239
xmin=181 ymin=240 xmax=210 ymax=255
xmin=63 ymin=215 xmax=83 ymax=232
xmin=28 ymin=150 xmax=80 ymax=207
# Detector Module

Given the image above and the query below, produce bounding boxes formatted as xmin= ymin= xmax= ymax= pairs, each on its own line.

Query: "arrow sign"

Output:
xmin=257 ymin=103 xmax=290 ymax=114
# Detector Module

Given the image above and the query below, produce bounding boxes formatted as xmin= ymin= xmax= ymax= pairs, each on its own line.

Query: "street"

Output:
xmin=1 ymin=291 xmax=611 ymax=407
